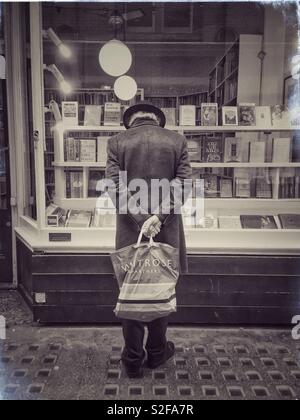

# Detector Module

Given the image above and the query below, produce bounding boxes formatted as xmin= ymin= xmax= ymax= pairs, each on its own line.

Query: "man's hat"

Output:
xmin=123 ymin=100 xmax=166 ymax=129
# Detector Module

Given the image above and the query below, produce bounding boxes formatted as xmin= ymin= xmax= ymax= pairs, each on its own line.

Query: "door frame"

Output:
xmin=3 ymin=3 xmax=33 ymax=287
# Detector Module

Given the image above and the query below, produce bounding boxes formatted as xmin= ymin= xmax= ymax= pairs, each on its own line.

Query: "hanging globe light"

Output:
xmin=114 ymin=76 xmax=138 ymax=101
xmin=99 ymin=39 xmax=132 ymax=77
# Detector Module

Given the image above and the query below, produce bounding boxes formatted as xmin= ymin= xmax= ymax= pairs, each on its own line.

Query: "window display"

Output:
xmin=13 ymin=1 xmax=299 ymax=255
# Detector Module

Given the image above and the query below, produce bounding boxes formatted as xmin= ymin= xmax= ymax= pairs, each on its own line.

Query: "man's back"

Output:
xmin=108 ymin=119 xmax=187 ymax=184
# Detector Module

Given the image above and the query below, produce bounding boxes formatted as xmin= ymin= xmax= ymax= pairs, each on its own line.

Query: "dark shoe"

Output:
xmin=126 ymin=367 xmax=144 ymax=379
xmin=147 ymin=341 xmax=175 ymax=369
xmin=123 ymin=353 xmax=146 ymax=379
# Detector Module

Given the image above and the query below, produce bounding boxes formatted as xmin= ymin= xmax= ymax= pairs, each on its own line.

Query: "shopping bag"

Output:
xmin=111 ymin=231 xmax=180 ymax=322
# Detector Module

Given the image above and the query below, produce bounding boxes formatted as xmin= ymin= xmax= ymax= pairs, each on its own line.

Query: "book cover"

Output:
xmin=279 ymin=214 xmax=300 ymax=229
xmin=249 ymin=142 xmax=266 ymax=163
xmin=203 ymin=174 xmax=219 ymax=197
xmin=240 ymin=215 xmax=278 ymax=229
xmin=271 ymin=105 xmax=290 ymax=128
xmin=66 ymin=210 xmax=92 ymax=228
xmin=222 ymin=107 xmax=238 ymax=126
xmin=256 ymin=106 xmax=272 ymax=128
xmin=88 ymin=169 xmax=105 ymax=198
xmin=104 ymin=102 xmax=121 ymax=126
xmin=97 ymin=137 xmax=109 ymax=166
xmin=74 ymin=139 xmax=81 ymax=162
xmin=46 ymin=204 xmax=67 ymax=227
xmin=220 ymin=178 xmax=233 ymax=198
xmin=161 ymin=108 xmax=177 ymax=126
xmin=65 ymin=137 xmax=75 ymax=161
xmin=202 ymin=137 xmax=223 ymax=163
xmin=224 ymin=137 xmax=242 ymax=162
xmin=279 ymin=176 xmax=296 ymax=199
xmin=80 ymin=139 xmax=96 ymax=162
xmin=235 ymin=178 xmax=251 ymax=198
xmin=238 ymin=103 xmax=256 ymax=126
xmin=179 ymin=105 xmax=196 ymax=126
xmin=195 ymin=215 xmax=219 ymax=229
xmin=256 ymin=178 xmax=272 ymax=199
xmin=84 ymin=105 xmax=102 ymax=126
xmin=66 ymin=171 xmax=83 ymax=198
xmin=201 ymin=103 xmax=218 ymax=126
xmin=187 ymin=139 xmax=201 ymax=162
xmin=290 ymin=107 xmax=300 ymax=127
xmin=272 ymin=138 xmax=291 ymax=163
xmin=219 ymin=216 xmax=242 ymax=230
xmin=62 ymin=101 xmax=78 ymax=126
xmin=292 ymin=135 xmax=300 ymax=162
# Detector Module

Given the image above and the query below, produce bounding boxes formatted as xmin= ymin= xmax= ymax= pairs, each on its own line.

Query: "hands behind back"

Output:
xmin=141 ymin=215 xmax=162 ymax=238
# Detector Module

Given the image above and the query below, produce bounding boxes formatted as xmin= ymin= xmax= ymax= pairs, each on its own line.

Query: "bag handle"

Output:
xmin=135 ymin=231 xmax=156 ymax=248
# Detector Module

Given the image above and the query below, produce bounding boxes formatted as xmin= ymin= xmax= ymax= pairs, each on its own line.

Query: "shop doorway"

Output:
xmin=0 ymin=79 xmax=12 ymax=283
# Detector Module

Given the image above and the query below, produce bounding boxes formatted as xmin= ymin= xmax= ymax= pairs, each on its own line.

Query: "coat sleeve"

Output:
xmin=155 ymin=136 xmax=193 ymax=226
xmin=105 ymin=136 xmax=151 ymax=230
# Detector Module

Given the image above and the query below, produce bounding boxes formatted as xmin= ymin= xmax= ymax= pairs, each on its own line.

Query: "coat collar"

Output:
xmin=129 ymin=118 xmax=159 ymax=129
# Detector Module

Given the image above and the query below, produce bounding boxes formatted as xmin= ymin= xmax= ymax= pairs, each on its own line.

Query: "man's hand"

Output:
xmin=141 ymin=215 xmax=162 ymax=238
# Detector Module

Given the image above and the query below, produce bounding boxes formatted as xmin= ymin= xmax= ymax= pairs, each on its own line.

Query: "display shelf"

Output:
xmin=53 ymin=161 xmax=300 ymax=169
xmin=53 ymin=124 xmax=300 ymax=133
xmin=191 ymin=162 xmax=300 ymax=168
xmin=15 ymin=216 xmax=300 ymax=255
xmin=53 ymin=161 xmax=106 ymax=168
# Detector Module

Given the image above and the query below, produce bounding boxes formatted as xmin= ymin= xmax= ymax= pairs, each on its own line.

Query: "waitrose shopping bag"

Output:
xmin=111 ymin=232 xmax=180 ymax=322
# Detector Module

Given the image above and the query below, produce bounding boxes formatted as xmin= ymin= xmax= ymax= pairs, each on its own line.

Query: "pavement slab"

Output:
xmin=0 ymin=291 xmax=300 ymax=400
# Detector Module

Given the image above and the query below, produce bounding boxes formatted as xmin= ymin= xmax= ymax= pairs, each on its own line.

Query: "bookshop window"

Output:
xmin=41 ymin=2 xmax=300 ymax=231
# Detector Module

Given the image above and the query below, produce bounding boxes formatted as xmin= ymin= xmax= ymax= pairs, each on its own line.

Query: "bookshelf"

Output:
xmin=46 ymin=125 xmax=300 ymax=228
xmin=208 ymin=35 xmax=262 ymax=107
xmin=44 ymin=88 xmax=144 ymax=205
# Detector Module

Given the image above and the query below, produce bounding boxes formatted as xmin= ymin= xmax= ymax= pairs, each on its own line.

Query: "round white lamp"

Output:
xmin=114 ymin=76 xmax=138 ymax=101
xmin=99 ymin=39 xmax=132 ymax=77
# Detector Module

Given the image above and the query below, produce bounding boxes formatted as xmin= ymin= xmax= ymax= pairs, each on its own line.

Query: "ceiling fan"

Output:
xmin=108 ymin=8 xmax=145 ymax=27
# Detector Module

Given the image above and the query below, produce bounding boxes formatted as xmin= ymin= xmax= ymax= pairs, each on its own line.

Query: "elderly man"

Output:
xmin=106 ymin=101 xmax=192 ymax=378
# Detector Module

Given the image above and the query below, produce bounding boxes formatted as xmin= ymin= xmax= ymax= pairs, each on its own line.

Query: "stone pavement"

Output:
xmin=0 ymin=291 xmax=300 ymax=400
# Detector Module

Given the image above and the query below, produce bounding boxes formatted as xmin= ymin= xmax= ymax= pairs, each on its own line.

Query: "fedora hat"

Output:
xmin=123 ymin=100 xmax=166 ymax=129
